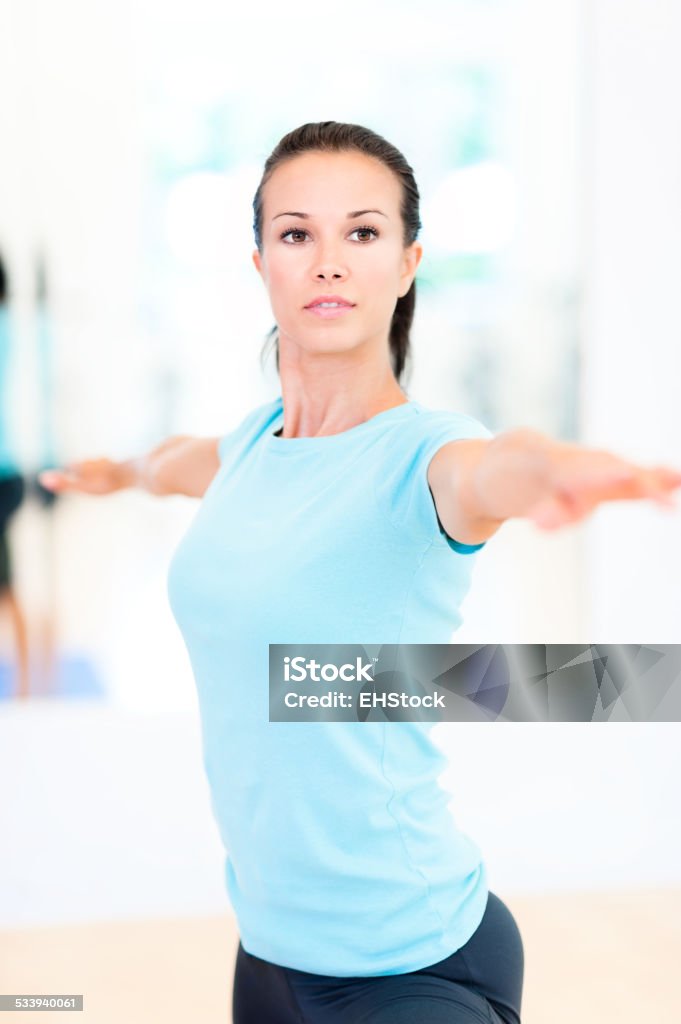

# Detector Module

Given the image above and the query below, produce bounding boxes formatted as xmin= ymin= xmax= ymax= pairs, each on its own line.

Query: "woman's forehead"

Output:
xmin=264 ymin=153 xmax=400 ymax=217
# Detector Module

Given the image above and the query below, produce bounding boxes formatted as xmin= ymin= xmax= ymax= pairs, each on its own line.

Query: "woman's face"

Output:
xmin=253 ymin=151 xmax=422 ymax=365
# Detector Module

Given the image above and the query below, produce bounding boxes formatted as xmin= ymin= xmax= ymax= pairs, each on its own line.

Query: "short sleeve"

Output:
xmin=374 ymin=408 xmax=494 ymax=554
xmin=217 ymin=422 xmax=245 ymax=464
xmin=217 ymin=427 xmax=238 ymax=464
xmin=217 ymin=401 xmax=280 ymax=466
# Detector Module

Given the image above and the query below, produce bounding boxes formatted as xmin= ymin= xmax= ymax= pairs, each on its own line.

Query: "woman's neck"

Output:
xmin=276 ymin=383 xmax=408 ymax=440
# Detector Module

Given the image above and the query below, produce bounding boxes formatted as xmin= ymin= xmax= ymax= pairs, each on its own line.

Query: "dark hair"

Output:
xmin=252 ymin=121 xmax=422 ymax=383
xmin=0 ymin=252 xmax=7 ymax=304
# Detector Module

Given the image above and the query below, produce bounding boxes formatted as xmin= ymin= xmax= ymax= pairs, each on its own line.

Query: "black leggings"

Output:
xmin=232 ymin=890 xmax=524 ymax=1023
xmin=0 ymin=473 xmax=24 ymax=590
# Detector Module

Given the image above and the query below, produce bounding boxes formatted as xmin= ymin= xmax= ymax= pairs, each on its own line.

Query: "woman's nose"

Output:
xmin=310 ymin=241 xmax=349 ymax=280
xmin=313 ymin=256 xmax=347 ymax=280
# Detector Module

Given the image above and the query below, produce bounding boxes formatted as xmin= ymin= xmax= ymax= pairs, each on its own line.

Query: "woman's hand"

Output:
xmin=38 ymin=458 xmax=136 ymax=496
xmin=524 ymin=442 xmax=681 ymax=530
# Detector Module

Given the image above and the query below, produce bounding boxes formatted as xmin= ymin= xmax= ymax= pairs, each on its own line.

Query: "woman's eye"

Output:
xmin=349 ymin=226 xmax=379 ymax=242
xmin=280 ymin=229 xmax=307 ymax=243
xmin=279 ymin=226 xmax=379 ymax=244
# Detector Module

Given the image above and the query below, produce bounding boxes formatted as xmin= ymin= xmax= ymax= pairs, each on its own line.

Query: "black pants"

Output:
xmin=232 ymin=890 xmax=524 ymax=1023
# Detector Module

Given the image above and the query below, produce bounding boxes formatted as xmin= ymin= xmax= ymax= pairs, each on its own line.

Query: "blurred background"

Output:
xmin=0 ymin=1 xmax=679 ymax=1021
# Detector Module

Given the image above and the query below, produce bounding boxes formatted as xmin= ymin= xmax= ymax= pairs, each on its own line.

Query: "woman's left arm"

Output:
xmin=427 ymin=428 xmax=681 ymax=546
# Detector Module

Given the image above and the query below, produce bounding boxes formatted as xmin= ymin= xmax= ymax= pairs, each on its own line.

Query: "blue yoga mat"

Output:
xmin=0 ymin=653 xmax=105 ymax=699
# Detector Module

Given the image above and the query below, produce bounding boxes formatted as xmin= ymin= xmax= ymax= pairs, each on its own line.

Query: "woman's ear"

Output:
xmin=399 ymin=241 xmax=423 ymax=297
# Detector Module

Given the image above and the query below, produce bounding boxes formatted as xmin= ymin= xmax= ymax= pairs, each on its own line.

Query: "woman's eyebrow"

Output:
xmin=272 ymin=209 xmax=389 ymax=221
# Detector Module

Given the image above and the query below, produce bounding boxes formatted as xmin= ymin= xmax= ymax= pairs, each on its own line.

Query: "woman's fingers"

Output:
xmin=38 ymin=469 xmax=81 ymax=491
xmin=646 ymin=466 xmax=681 ymax=504
xmin=593 ymin=464 xmax=681 ymax=505
xmin=38 ymin=461 xmax=117 ymax=494
xmin=529 ymin=492 xmax=599 ymax=530
xmin=529 ymin=459 xmax=681 ymax=530
xmin=550 ymin=445 xmax=680 ymax=500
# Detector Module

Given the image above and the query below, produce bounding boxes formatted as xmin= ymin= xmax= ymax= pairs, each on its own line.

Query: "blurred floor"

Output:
xmin=1 ymin=888 xmax=679 ymax=1023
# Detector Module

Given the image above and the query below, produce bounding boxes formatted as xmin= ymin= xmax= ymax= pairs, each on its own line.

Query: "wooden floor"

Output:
xmin=1 ymin=889 xmax=679 ymax=1023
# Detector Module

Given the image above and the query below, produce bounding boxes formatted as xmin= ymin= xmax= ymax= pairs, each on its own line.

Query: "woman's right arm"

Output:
xmin=38 ymin=435 xmax=221 ymax=499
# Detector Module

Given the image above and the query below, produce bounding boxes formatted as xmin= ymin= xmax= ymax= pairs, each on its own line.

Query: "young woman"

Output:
xmin=0 ymin=254 xmax=29 ymax=699
xmin=40 ymin=122 xmax=680 ymax=1024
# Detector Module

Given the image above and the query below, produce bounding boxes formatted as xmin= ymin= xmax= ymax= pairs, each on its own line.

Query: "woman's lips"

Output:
xmin=304 ymin=304 xmax=355 ymax=319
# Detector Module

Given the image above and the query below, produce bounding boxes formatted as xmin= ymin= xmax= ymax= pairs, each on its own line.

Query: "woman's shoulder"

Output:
xmin=404 ymin=400 xmax=493 ymax=444
xmin=217 ymin=396 xmax=282 ymax=462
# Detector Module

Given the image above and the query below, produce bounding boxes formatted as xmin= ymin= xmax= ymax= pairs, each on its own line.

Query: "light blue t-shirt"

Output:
xmin=167 ymin=395 xmax=493 ymax=976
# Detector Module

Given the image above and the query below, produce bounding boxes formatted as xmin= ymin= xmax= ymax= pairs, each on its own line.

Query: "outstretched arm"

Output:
xmin=427 ymin=429 xmax=681 ymax=546
xmin=38 ymin=435 xmax=221 ymax=499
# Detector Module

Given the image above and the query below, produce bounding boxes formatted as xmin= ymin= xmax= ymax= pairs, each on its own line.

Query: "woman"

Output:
xmin=0 ymin=253 xmax=29 ymax=699
xmin=40 ymin=122 xmax=680 ymax=1023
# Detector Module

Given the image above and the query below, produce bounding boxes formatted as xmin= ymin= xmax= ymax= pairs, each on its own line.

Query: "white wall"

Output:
xmin=0 ymin=703 xmax=230 ymax=927
xmin=581 ymin=0 xmax=681 ymax=639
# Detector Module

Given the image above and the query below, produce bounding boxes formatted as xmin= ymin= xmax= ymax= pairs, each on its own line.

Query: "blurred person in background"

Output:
xmin=0 ymin=252 xmax=29 ymax=700
xmin=38 ymin=122 xmax=681 ymax=1024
